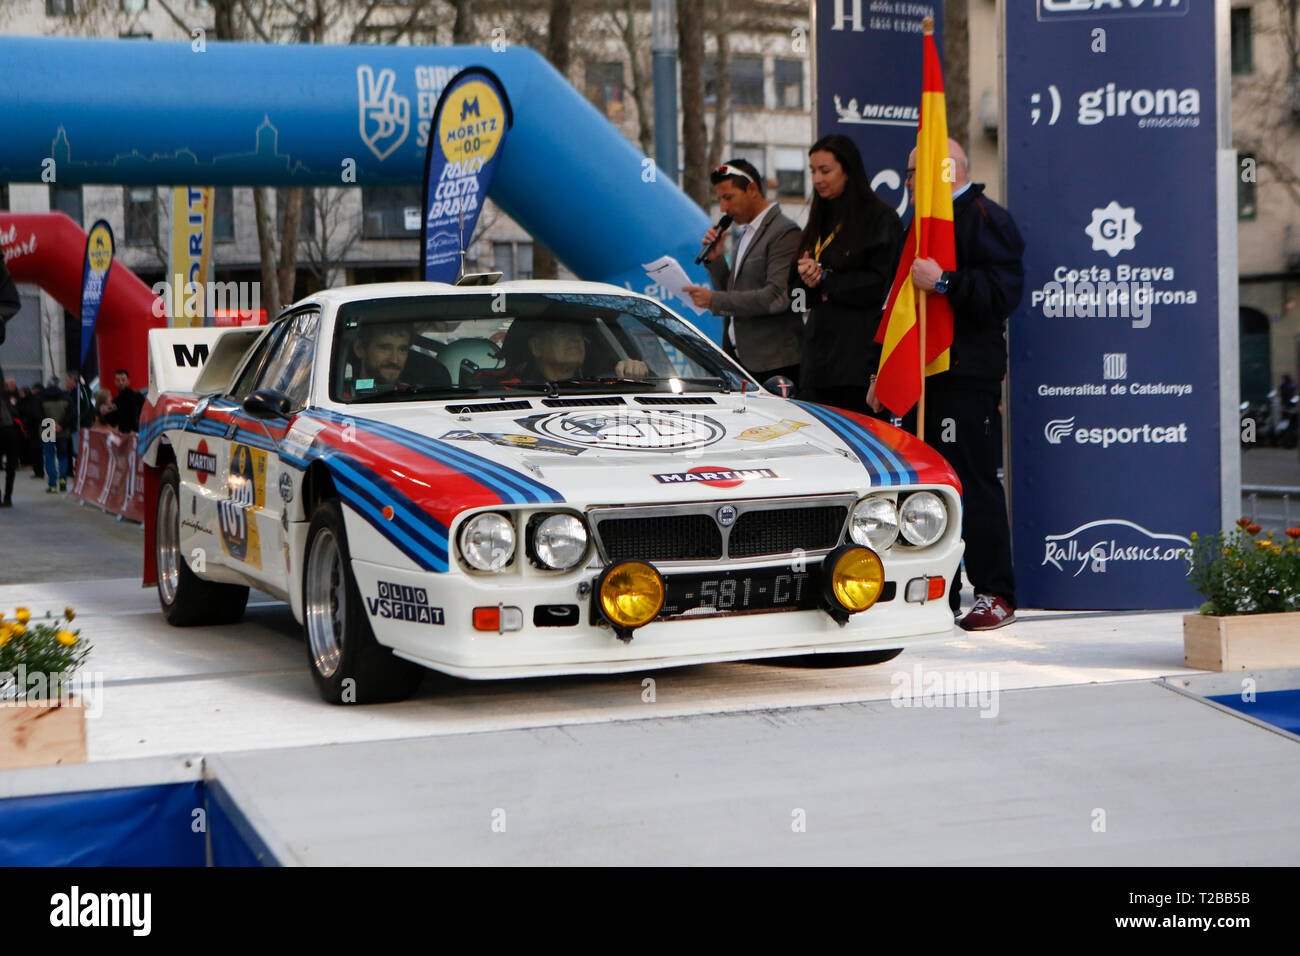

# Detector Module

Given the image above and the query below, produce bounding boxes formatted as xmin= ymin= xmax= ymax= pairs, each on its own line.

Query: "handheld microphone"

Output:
xmin=695 ymin=214 xmax=733 ymax=265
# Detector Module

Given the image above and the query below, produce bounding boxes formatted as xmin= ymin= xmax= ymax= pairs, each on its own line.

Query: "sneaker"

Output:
xmin=59 ymin=480 xmax=66 ymax=492
xmin=45 ymin=486 xmax=57 ymax=494
xmin=958 ymin=594 xmax=1016 ymax=631
xmin=0 ymin=499 xmax=12 ymax=508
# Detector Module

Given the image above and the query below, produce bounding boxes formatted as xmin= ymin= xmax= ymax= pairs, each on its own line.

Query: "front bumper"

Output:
xmin=349 ymin=532 xmax=964 ymax=680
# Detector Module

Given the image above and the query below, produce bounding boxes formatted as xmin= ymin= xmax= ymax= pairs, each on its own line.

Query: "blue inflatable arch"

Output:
xmin=0 ymin=37 xmax=718 ymax=335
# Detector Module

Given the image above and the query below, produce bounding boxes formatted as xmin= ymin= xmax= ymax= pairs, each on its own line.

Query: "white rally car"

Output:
xmin=139 ymin=281 xmax=963 ymax=704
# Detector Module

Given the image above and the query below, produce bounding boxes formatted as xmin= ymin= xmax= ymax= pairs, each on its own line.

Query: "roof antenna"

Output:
xmin=456 ymin=201 xmax=466 ymax=283
xmin=452 ymin=202 xmax=504 ymax=286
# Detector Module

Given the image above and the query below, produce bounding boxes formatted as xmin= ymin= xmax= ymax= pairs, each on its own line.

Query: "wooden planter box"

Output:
xmin=1184 ymin=611 xmax=1300 ymax=671
xmin=0 ymin=698 xmax=88 ymax=770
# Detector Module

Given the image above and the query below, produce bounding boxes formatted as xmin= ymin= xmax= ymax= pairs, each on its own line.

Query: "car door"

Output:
xmin=172 ymin=323 xmax=280 ymax=582
xmin=211 ymin=319 xmax=290 ymax=582
xmin=233 ymin=308 xmax=320 ymax=595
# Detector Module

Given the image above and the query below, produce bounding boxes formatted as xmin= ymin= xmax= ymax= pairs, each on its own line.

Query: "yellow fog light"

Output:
xmin=821 ymin=545 xmax=885 ymax=623
xmin=596 ymin=560 xmax=665 ymax=640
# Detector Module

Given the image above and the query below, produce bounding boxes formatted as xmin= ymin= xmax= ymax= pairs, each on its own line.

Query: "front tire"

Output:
xmin=156 ymin=463 xmax=249 ymax=626
xmin=302 ymin=499 xmax=423 ymax=704
xmin=766 ymin=648 xmax=904 ymax=668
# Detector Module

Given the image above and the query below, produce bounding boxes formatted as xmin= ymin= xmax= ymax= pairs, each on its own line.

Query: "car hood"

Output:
xmin=343 ymin=393 xmax=959 ymax=506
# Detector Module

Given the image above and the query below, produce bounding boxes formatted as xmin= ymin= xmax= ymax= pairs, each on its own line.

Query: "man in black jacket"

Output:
xmin=0 ymin=251 xmax=23 ymax=507
xmin=100 ymin=368 xmax=144 ymax=433
xmin=877 ymin=140 xmax=1023 ymax=630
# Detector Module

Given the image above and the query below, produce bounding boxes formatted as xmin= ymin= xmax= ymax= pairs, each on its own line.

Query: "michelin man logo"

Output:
xmin=1085 ymin=202 xmax=1142 ymax=258
xmin=358 ymin=66 xmax=411 ymax=161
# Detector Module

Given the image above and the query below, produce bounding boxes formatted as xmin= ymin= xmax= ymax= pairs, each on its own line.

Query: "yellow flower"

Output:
xmin=64 ymin=607 xmax=75 ymax=622
xmin=14 ymin=607 xmax=30 ymax=624
xmin=9 ymin=623 xmax=24 ymax=637
xmin=56 ymin=631 xmax=77 ymax=647
xmin=0 ymin=630 xmax=10 ymax=650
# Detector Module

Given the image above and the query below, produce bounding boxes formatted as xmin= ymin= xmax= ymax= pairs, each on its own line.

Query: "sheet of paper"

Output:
xmin=641 ymin=255 xmax=706 ymax=315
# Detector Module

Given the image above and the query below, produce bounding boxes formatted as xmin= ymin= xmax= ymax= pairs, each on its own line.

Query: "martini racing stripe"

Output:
xmin=793 ymin=401 xmax=919 ymax=487
xmin=326 ymin=457 xmax=449 ymax=571
xmin=150 ymin=403 xmax=450 ymax=571
xmin=304 ymin=408 xmax=564 ymax=505
xmin=202 ymin=413 xmax=450 ymax=569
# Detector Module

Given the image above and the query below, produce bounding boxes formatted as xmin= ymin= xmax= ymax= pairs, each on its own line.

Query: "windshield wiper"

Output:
xmin=544 ymin=377 xmax=660 ymax=393
xmin=350 ymin=384 xmax=481 ymax=403
xmin=643 ymin=376 xmax=734 ymax=394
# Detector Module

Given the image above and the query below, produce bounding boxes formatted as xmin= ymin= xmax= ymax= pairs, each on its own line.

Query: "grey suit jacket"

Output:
xmin=704 ymin=206 xmax=803 ymax=375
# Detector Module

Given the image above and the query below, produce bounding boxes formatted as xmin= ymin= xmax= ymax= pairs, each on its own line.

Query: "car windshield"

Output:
xmin=329 ymin=291 xmax=754 ymax=403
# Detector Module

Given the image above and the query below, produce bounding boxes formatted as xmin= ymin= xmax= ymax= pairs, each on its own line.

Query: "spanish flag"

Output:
xmin=874 ymin=18 xmax=955 ymax=421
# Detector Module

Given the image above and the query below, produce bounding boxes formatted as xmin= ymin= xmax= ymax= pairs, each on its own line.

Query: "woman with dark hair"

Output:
xmin=789 ymin=133 xmax=904 ymax=414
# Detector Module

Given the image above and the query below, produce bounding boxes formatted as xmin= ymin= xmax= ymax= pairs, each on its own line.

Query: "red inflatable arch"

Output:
xmin=0 ymin=212 xmax=162 ymax=385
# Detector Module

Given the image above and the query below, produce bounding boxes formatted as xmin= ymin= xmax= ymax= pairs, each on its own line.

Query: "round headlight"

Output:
xmin=899 ymin=492 xmax=947 ymax=547
xmin=830 ymin=546 xmax=885 ymax=613
xmin=533 ymin=514 xmax=589 ymax=570
xmin=850 ymin=497 xmax=899 ymax=551
xmin=459 ymin=512 xmax=516 ymax=571
xmin=598 ymin=561 xmax=665 ymax=630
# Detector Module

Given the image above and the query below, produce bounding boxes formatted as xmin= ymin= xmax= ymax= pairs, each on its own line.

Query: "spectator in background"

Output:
xmin=1280 ymin=373 xmax=1296 ymax=405
xmin=93 ymin=388 xmax=114 ymax=428
xmin=63 ymin=372 xmax=93 ymax=477
xmin=789 ymin=134 xmax=905 ymax=414
xmin=0 ymin=252 xmax=21 ymax=507
xmin=99 ymin=368 xmax=144 ymax=433
xmin=39 ymin=380 xmax=74 ymax=493
xmin=21 ymin=379 xmax=44 ymax=477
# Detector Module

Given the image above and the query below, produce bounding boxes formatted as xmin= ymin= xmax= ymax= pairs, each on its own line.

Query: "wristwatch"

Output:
xmin=933 ymin=271 xmax=953 ymax=295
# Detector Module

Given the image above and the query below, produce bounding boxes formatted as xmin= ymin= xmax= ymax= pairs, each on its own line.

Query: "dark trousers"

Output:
xmin=42 ymin=437 xmax=71 ymax=488
xmin=903 ymin=388 xmax=1016 ymax=610
xmin=26 ymin=430 xmax=43 ymax=476
xmin=0 ymin=424 xmax=20 ymax=503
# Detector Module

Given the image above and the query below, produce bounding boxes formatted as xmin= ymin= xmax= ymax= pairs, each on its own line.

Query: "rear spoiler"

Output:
xmin=146 ymin=326 xmax=265 ymax=403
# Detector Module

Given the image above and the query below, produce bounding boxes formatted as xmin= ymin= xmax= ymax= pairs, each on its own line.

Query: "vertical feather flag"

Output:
xmin=874 ymin=18 xmax=956 ymax=420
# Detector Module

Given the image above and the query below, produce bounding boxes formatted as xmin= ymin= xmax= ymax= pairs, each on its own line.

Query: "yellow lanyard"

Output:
xmin=813 ymin=226 xmax=839 ymax=262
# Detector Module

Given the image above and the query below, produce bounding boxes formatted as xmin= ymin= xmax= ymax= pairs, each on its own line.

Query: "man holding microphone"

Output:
xmin=683 ymin=160 xmax=803 ymax=387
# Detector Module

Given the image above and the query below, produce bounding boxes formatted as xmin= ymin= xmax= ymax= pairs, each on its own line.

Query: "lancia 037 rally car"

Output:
xmin=138 ymin=281 xmax=963 ymax=704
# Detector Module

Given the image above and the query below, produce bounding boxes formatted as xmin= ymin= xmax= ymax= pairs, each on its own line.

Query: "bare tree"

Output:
xmin=677 ymin=0 xmax=709 ymax=208
xmin=530 ymin=0 xmax=576 ymax=279
xmin=706 ymin=0 xmax=731 ymax=172
xmin=943 ymin=0 xmax=970 ymax=151
xmin=300 ymin=188 xmax=363 ymax=290
xmin=605 ymin=0 xmax=654 ymax=156
xmin=1235 ymin=1 xmax=1300 ymax=207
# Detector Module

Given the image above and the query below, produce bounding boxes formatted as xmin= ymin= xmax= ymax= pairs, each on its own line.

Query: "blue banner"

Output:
xmin=1005 ymin=1 xmax=1219 ymax=609
xmin=80 ymin=218 xmax=114 ymax=369
xmin=815 ymin=1 xmax=943 ymax=218
xmin=0 ymin=39 xmax=718 ymax=338
xmin=421 ymin=67 xmax=513 ymax=282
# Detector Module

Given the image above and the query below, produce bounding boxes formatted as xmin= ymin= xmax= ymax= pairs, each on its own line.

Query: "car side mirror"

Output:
xmin=244 ymin=388 xmax=293 ymax=419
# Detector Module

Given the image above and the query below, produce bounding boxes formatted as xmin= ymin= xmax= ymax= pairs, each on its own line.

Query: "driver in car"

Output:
xmin=352 ymin=324 xmax=412 ymax=388
xmin=522 ymin=321 xmax=649 ymax=381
